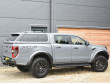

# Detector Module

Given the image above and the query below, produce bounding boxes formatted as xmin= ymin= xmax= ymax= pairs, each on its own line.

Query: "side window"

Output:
xmin=20 ymin=34 xmax=48 ymax=42
xmin=54 ymin=35 xmax=69 ymax=44
xmin=71 ymin=36 xmax=86 ymax=45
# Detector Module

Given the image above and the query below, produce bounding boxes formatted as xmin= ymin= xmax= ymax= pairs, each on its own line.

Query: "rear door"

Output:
xmin=53 ymin=35 xmax=72 ymax=64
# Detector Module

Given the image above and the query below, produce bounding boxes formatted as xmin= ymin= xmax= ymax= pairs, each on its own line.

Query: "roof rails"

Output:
xmin=23 ymin=31 xmax=34 ymax=33
xmin=11 ymin=31 xmax=46 ymax=34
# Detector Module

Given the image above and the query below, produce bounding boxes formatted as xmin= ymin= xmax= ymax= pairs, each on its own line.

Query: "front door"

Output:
xmin=53 ymin=35 xmax=72 ymax=64
xmin=70 ymin=35 xmax=92 ymax=63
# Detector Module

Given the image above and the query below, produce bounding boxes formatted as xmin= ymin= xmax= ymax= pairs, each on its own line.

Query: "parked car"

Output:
xmin=1 ymin=32 xmax=109 ymax=78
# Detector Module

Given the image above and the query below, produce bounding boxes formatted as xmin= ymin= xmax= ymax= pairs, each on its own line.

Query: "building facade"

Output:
xmin=0 ymin=0 xmax=110 ymax=66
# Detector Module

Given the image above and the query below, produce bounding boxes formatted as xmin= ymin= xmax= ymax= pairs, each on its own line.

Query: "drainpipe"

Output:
xmin=50 ymin=0 xmax=54 ymax=33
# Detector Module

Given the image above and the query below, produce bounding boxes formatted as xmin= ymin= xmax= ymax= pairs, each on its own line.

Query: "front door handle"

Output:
xmin=74 ymin=47 xmax=78 ymax=49
xmin=56 ymin=46 xmax=61 ymax=48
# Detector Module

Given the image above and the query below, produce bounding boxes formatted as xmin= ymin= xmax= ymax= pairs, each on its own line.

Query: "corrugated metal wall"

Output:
xmin=53 ymin=0 xmax=110 ymax=32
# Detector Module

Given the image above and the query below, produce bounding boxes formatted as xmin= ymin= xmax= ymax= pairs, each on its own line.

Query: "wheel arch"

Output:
xmin=91 ymin=50 xmax=109 ymax=62
xmin=28 ymin=51 xmax=53 ymax=67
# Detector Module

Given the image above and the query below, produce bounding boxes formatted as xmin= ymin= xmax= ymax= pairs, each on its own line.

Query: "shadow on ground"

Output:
xmin=0 ymin=66 xmax=92 ymax=79
xmin=49 ymin=67 xmax=92 ymax=75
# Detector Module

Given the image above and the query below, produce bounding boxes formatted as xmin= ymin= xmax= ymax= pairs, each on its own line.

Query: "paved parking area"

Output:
xmin=0 ymin=61 xmax=110 ymax=83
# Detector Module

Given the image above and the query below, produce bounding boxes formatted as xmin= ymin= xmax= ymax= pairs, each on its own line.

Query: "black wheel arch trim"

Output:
xmin=92 ymin=51 xmax=109 ymax=62
xmin=28 ymin=52 xmax=53 ymax=67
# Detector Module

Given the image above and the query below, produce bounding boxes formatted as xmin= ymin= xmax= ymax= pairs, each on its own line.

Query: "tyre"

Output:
xmin=30 ymin=58 xmax=49 ymax=78
xmin=91 ymin=56 xmax=108 ymax=72
xmin=17 ymin=66 xmax=29 ymax=72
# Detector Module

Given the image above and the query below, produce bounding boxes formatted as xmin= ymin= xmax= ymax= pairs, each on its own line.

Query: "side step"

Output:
xmin=53 ymin=63 xmax=91 ymax=68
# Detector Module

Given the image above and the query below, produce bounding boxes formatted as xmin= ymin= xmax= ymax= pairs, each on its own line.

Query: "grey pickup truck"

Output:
xmin=1 ymin=32 xmax=109 ymax=78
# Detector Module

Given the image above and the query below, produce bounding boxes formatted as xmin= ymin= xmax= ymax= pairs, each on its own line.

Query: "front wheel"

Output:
xmin=91 ymin=56 xmax=108 ymax=72
xmin=30 ymin=58 xmax=49 ymax=78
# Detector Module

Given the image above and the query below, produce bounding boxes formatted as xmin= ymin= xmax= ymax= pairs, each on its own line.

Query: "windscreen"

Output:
xmin=20 ymin=34 xmax=48 ymax=42
xmin=7 ymin=34 xmax=20 ymax=41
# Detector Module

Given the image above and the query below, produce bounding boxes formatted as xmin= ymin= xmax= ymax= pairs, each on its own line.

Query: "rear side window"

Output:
xmin=7 ymin=34 xmax=19 ymax=41
xmin=20 ymin=34 xmax=48 ymax=42
xmin=54 ymin=35 xmax=69 ymax=44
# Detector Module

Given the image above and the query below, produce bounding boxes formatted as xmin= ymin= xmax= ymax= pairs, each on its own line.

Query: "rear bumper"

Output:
xmin=1 ymin=56 xmax=16 ymax=66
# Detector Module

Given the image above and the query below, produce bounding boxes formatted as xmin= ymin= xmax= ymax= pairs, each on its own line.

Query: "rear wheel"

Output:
xmin=17 ymin=66 xmax=29 ymax=72
xmin=30 ymin=58 xmax=49 ymax=78
xmin=91 ymin=56 xmax=108 ymax=72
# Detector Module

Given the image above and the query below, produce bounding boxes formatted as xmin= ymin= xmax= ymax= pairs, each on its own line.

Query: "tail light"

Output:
xmin=12 ymin=46 xmax=19 ymax=58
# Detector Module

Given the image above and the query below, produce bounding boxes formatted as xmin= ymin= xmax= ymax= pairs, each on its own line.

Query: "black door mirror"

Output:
xmin=85 ymin=41 xmax=90 ymax=46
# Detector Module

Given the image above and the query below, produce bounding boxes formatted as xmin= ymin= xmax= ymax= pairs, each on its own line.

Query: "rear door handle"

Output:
xmin=56 ymin=46 xmax=61 ymax=48
xmin=74 ymin=47 xmax=78 ymax=49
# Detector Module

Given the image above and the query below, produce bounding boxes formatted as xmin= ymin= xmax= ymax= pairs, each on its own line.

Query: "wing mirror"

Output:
xmin=85 ymin=41 xmax=90 ymax=46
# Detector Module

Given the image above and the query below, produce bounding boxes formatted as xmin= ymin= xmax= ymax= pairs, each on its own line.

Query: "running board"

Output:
xmin=53 ymin=63 xmax=91 ymax=68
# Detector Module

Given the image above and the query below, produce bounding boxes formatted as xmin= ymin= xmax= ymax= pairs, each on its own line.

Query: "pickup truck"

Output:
xmin=1 ymin=32 xmax=109 ymax=78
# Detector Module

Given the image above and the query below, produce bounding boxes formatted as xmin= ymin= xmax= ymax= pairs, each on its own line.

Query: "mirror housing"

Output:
xmin=85 ymin=41 xmax=90 ymax=46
